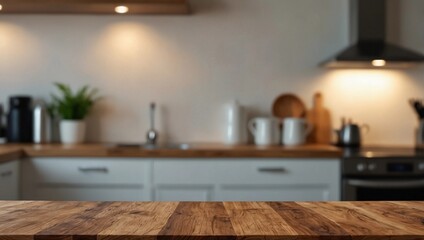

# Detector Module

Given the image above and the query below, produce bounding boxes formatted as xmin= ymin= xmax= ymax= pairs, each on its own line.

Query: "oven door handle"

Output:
xmin=347 ymin=179 xmax=424 ymax=188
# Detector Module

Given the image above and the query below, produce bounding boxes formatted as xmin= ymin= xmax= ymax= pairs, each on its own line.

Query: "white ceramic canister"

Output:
xmin=224 ymin=100 xmax=247 ymax=145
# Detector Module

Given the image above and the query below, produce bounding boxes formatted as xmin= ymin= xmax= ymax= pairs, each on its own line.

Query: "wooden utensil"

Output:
xmin=272 ymin=94 xmax=306 ymax=119
xmin=306 ymin=92 xmax=332 ymax=144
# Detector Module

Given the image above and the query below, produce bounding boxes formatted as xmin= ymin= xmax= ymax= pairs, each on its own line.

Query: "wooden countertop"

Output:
xmin=0 ymin=201 xmax=422 ymax=240
xmin=0 ymin=147 xmax=23 ymax=164
xmin=0 ymin=143 xmax=342 ymax=163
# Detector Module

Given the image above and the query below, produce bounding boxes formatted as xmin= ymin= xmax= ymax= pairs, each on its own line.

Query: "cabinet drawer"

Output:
xmin=26 ymin=158 xmax=151 ymax=185
xmin=154 ymin=159 xmax=340 ymax=185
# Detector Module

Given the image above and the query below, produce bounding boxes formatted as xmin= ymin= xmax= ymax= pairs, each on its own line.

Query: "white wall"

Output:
xmin=0 ymin=0 xmax=423 ymax=145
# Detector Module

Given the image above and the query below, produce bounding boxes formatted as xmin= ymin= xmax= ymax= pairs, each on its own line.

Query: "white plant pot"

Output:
xmin=60 ymin=120 xmax=86 ymax=144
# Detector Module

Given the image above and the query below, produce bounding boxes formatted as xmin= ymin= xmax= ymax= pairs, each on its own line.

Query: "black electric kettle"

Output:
xmin=335 ymin=118 xmax=369 ymax=147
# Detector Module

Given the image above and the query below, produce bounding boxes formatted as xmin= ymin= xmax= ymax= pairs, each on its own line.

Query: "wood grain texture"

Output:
xmin=0 ymin=143 xmax=342 ymax=160
xmin=0 ymin=201 xmax=423 ymax=240
xmin=299 ymin=202 xmax=424 ymax=240
xmin=267 ymin=202 xmax=350 ymax=240
xmin=158 ymin=202 xmax=236 ymax=240
xmin=349 ymin=202 xmax=424 ymax=235
xmin=0 ymin=201 xmax=98 ymax=240
xmin=34 ymin=202 xmax=120 ymax=240
xmin=223 ymin=202 xmax=297 ymax=240
xmin=99 ymin=202 xmax=179 ymax=240
xmin=391 ymin=201 xmax=424 ymax=211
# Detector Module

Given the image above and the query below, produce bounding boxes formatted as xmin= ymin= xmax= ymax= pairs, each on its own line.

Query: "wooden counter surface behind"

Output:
xmin=23 ymin=143 xmax=342 ymax=158
xmin=0 ymin=147 xmax=23 ymax=163
xmin=0 ymin=144 xmax=342 ymax=162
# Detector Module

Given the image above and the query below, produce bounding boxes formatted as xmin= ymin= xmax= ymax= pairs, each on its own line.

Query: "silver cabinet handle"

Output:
xmin=78 ymin=167 xmax=109 ymax=173
xmin=257 ymin=167 xmax=288 ymax=173
xmin=348 ymin=179 xmax=424 ymax=188
xmin=0 ymin=170 xmax=13 ymax=177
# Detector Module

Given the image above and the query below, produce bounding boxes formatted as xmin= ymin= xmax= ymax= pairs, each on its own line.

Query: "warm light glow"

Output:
xmin=321 ymin=69 xmax=406 ymax=95
xmin=0 ymin=22 xmax=42 ymax=81
xmin=319 ymin=69 xmax=410 ymax=117
xmin=83 ymin=22 xmax=194 ymax=82
xmin=0 ymin=4 xmax=3 ymax=11
xmin=371 ymin=59 xmax=386 ymax=67
xmin=114 ymin=6 xmax=128 ymax=14
xmin=318 ymin=69 xmax=416 ymax=145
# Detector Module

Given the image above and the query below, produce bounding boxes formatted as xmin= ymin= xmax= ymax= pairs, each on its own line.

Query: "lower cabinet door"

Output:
xmin=21 ymin=158 xmax=152 ymax=201
xmin=155 ymin=186 xmax=331 ymax=201
xmin=32 ymin=186 xmax=146 ymax=201
xmin=0 ymin=161 xmax=19 ymax=200
xmin=218 ymin=186 xmax=331 ymax=201
xmin=153 ymin=159 xmax=340 ymax=201
xmin=154 ymin=186 xmax=214 ymax=201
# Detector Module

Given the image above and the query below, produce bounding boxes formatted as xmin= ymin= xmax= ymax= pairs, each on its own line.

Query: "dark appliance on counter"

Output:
xmin=0 ymin=104 xmax=5 ymax=143
xmin=342 ymin=147 xmax=424 ymax=201
xmin=6 ymin=96 xmax=33 ymax=143
xmin=335 ymin=123 xmax=369 ymax=147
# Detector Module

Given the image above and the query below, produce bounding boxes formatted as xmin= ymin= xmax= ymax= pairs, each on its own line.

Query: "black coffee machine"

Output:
xmin=0 ymin=104 xmax=5 ymax=142
xmin=6 ymin=96 xmax=33 ymax=143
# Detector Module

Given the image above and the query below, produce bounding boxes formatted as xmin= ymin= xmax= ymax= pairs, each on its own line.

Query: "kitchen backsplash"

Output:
xmin=0 ymin=0 xmax=423 ymax=145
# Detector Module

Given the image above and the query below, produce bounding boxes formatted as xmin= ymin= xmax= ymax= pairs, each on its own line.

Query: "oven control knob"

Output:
xmin=368 ymin=163 xmax=377 ymax=171
xmin=357 ymin=163 xmax=366 ymax=172
xmin=419 ymin=163 xmax=424 ymax=171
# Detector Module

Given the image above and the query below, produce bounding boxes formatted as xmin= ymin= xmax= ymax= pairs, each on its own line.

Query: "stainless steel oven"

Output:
xmin=343 ymin=178 xmax=424 ymax=201
xmin=342 ymin=148 xmax=424 ymax=201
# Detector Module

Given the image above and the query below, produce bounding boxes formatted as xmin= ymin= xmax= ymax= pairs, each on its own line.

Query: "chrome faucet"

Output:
xmin=146 ymin=102 xmax=158 ymax=145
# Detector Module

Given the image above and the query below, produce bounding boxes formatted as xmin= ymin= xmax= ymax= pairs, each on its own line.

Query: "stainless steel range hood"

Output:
xmin=322 ymin=0 xmax=424 ymax=68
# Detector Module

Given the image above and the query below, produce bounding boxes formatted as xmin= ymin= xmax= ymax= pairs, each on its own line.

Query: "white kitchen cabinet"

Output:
xmin=21 ymin=158 xmax=152 ymax=201
xmin=20 ymin=157 xmax=340 ymax=202
xmin=153 ymin=159 xmax=340 ymax=201
xmin=0 ymin=160 xmax=20 ymax=200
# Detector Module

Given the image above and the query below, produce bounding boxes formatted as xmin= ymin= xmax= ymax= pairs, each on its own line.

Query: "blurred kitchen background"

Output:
xmin=1 ymin=0 xmax=423 ymax=145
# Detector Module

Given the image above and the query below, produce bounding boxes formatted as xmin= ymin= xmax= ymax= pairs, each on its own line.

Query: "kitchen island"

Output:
xmin=0 ymin=201 xmax=423 ymax=240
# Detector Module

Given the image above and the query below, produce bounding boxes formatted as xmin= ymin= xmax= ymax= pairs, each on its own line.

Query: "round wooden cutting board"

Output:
xmin=272 ymin=94 xmax=306 ymax=119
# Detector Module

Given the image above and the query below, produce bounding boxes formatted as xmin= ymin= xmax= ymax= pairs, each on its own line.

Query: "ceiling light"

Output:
xmin=371 ymin=59 xmax=386 ymax=67
xmin=115 ymin=6 xmax=128 ymax=14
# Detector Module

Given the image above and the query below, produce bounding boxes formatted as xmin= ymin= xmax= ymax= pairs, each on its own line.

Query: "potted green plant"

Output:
xmin=50 ymin=83 xmax=100 ymax=144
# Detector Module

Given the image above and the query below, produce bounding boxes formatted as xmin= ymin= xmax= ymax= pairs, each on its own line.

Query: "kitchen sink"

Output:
xmin=142 ymin=143 xmax=190 ymax=150
xmin=108 ymin=143 xmax=191 ymax=150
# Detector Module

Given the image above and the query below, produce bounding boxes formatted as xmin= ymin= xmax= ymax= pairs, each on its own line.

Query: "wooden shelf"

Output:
xmin=0 ymin=0 xmax=190 ymax=15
